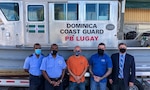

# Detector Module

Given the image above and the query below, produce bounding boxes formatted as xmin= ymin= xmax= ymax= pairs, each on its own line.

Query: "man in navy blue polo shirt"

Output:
xmin=40 ymin=43 xmax=66 ymax=90
xmin=89 ymin=43 xmax=112 ymax=90
xmin=23 ymin=43 xmax=45 ymax=90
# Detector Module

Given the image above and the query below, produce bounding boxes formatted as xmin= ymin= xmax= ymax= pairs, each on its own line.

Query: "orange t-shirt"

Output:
xmin=67 ymin=55 xmax=89 ymax=82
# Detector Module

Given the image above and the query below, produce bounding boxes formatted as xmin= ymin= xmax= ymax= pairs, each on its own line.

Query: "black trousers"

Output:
xmin=111 ymin=78 xmax=129 ymax=90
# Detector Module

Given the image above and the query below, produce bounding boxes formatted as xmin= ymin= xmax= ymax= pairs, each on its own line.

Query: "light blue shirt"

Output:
xmin=40 ymin=54 xmax=66 ymax=78
xmin=23 ymin=53 xmax=44 ymax=76
xmin=119 ymin=53 xmax=125 ymax=78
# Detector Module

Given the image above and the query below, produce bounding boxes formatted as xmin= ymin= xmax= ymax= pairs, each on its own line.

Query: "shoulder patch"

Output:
xmin=29 ymin=54 xmax=33 ymax=57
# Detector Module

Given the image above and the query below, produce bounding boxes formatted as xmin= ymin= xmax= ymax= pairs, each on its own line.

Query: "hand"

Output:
xmin=129 ymin=82 xmax=134 ymax=87
xmin=76 ymin=76 xmax=81 ymax=83
xmin=76 ymin=76 xmax=81 ymax=81
xmin=94 ymin=76 xmax=102 ymax=82
xmin=93 ymin=75 xmax=99 ymax=82
xmin=54 ymin=80 xmax=61 ymax=86
xmin=109 ymin=79 xmax=113 ymax=84
xmin=49 ymin=81 xmax=56 ymax=86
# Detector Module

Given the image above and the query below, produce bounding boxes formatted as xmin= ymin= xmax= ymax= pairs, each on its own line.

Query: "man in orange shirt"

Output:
xmin=67 ymin=46 xmax=89 ymax=90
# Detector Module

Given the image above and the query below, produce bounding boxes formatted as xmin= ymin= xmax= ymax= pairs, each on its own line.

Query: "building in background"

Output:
xmin=124 ymin=0 xmax=150 ymax=40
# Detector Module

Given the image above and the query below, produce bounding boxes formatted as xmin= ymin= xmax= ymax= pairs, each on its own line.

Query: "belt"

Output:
xmin=118 ymin=78 xmax=124 ymax=80
xmin=30 ymin=74 xmax=42 ymax=78
xmin=50 ymin=77 xmax=61 ymax=81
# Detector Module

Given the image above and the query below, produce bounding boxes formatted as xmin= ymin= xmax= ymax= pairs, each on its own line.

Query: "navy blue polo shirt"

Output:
xmin=89 ymin=53 xmax=112 ymax=82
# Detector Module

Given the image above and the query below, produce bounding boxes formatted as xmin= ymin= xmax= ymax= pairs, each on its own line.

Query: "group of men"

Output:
xmin=23 ymin=42 xmax=135 ymax=90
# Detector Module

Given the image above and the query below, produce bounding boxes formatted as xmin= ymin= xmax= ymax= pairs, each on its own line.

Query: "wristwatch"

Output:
xmin=60 ymin=79 xmax=62 ymax=83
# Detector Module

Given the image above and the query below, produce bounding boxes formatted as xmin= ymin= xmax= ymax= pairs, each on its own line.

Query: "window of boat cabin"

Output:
xmin=0 ymin=3 xmax=19 ymax=21
xmin=86 ymin=3 xmax=110 ymax=20
xmin=28 ymin=5 xmax=44 ymax=21
xmin=54 ymin=3 xmax=78 ymax=20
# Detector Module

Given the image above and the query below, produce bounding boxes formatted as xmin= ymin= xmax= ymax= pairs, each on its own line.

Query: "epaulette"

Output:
xmin=45 ymin=54 xmax=49 ymax=57
xmin=29 ymin=54 xmax=33 ymax=57
xmin=41 ymin=53 xmax=45 ymax=56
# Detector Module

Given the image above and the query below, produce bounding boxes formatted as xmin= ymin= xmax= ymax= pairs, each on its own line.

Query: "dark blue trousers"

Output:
xmin=29 ymin=74 xmax=45 ymax=90
xmin=45 ymin=79 xmax=63 ymax=90
xmin=111 ymin=78 xmax=129 ymax=90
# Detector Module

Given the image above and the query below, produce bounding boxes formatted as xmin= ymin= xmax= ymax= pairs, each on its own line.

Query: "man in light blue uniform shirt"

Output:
xmin=40 ymin=43 xmax=66 ymax=90
xmin=23 ymin=43 xmax=45 ymax=90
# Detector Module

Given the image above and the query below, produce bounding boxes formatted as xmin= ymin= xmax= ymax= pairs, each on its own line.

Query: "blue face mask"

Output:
xmin=35 ymin=49 xmax=41 ymax=55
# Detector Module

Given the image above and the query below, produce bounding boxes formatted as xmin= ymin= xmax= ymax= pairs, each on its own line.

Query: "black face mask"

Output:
xmin=51 ymin=50 xmax=57 ymax=55
xmin=98 ymin=49 xmax=104 ymax=56
xmin=119 ymin=48 xmax=126 ymax=53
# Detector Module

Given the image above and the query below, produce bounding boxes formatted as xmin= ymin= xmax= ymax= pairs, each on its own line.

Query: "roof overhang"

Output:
xmin=127 ymin=0 xmax=150 ymax=2
xmin=126 ymin=0 xmax=150 ymax=8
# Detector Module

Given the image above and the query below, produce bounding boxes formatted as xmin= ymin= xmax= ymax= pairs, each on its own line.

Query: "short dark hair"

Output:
xmin=98 ymin=43 xmax=105 ymax=46
xmin=34 ymin=43 xmax=41 ymax=48
xmin=118 ymin=43 xmax=126 ymax=47
xmin=50 ymin=43 xmax=58 ymax=49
